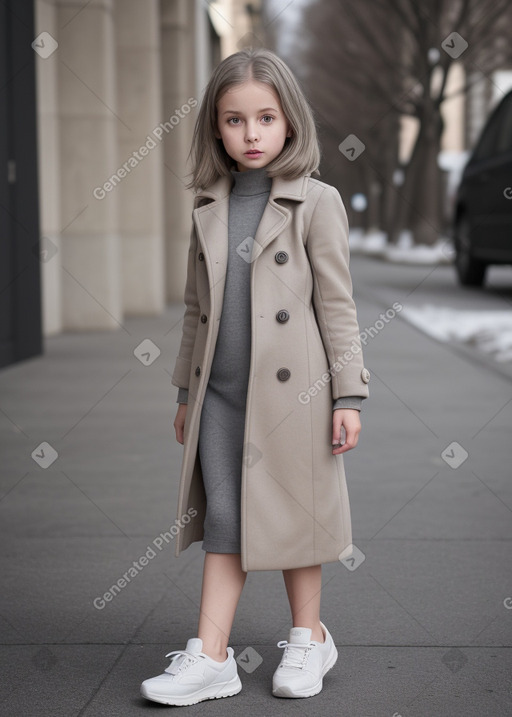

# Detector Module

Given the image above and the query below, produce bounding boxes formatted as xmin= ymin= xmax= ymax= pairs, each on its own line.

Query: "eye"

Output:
xmin=261 ymin=115 xmax=274 ymax=123
xmin=228 ymin=117 xmax=241 ymax=125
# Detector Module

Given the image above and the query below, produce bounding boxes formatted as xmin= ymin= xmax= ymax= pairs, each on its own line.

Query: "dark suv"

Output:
xmin=453 ymin=89 xmax=512 ymax=286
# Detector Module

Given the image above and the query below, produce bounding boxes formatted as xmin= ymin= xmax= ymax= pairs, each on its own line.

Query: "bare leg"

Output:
xmin=282 ymin=565 xmax=324 ymax=643
xmin=197 ymin=552 xmax=247 ymax=661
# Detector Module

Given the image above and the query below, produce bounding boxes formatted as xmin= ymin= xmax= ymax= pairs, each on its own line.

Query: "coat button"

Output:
xmin=195 ymin=366 xmax=201 ymax=377
xmin=275 ymin=251 xmax=288 ymax=264
xmin=361 ymin=368 xmax=370 ymax=383
xmin=200 ymin=314 xmax=207 ymax=323
xmin=198 ymin=252 xmax=204 ymax=261
xmin=277 ymin=367 xmax=291 ymax=381
xmin=276 ymin=309 xmax=290 ymax=323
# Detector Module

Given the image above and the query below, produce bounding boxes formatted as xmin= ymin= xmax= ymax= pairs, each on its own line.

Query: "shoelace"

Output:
xmin=276 ymin=640 xmax=313 ymax=669
xmin=164 ymin=649 xmax=202 ymax=676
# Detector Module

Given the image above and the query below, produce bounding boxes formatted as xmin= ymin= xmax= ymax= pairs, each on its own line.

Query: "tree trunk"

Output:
xmin=389 ymin=105 xmax=444 ymax=246
xmin=407 ymin=107 xmax=444 ymax=246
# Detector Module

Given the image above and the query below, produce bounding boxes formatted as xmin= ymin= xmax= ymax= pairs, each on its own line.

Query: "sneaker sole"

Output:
xmin=272 ymin=643 xmax=338 ymax=699
xmin=141 ymin=673 xmax=242 ymax=706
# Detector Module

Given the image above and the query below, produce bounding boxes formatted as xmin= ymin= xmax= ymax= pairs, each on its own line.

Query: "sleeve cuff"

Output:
xmin=177 ymin=387 xmax=189 ymax=404
xmin=333 ymin=396 xmax=363 ymax=411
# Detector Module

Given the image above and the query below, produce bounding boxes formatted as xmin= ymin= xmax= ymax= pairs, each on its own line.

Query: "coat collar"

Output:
xmin=194 ymin=172 xmax=311 ymax=205
xmin=191 ymin=172 xmax=311 ymax=308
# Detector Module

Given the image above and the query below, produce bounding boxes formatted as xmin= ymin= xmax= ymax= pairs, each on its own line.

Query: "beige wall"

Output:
xmin=34 ymin=0 xmax=221 ymax=335
xmin=57 ymin=0 xmax=121 ymax=331
xmin=115 ymin=0 xmax=165 ymax=315
xmin=161 ymin=0 xmax=196 ymax=304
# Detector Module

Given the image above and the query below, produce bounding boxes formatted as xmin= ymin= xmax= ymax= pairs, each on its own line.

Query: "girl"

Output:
xmin=141 ymin=47 xmax=370 ymax=706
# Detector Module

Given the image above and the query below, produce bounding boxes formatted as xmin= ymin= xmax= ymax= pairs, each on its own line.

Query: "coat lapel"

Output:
xmin=192 ymin=172 xmax=311 ymax=301
xmin=192 ymin=192 xmax=230 ymax=321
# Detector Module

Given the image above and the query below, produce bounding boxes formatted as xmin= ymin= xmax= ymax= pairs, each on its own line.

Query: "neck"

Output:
xmin=230 ymin=167 xmax=273 ymax=196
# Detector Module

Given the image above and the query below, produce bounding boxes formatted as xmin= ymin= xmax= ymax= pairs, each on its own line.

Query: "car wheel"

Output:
xmin=454 ymin=216 xmax=487 ymax=286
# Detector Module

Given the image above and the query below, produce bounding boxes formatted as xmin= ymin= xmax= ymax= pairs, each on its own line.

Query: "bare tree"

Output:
xmin=265 ymin=0 xmax=512 ymax=245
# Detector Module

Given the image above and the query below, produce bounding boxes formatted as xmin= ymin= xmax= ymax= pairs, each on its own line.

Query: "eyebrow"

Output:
xmin=221 ymin=107 xmax=279 ymax=115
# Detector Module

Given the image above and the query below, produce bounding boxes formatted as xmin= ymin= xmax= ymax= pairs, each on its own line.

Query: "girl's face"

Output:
xmin=215 ymin=80 xmax=292 ymax=172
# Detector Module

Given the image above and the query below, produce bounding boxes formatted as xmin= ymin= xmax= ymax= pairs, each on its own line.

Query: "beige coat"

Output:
xmin=171 ymin=172 xmax=370 ymax=572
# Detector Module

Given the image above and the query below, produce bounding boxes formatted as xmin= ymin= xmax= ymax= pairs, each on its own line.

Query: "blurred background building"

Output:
xmin=1 ymin=0 xmax=511 ymax=369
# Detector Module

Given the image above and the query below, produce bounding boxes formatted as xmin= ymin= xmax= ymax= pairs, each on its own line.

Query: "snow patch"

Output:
xmin=386 ymin=231 xmax=455 ymax=264
xmin=401 ymin=304 xmax=512 ymax=362
xmin=349 ymin=229 xmax=387 ymax=255
xmin=349 ymin=230 xmax=454 ymax=264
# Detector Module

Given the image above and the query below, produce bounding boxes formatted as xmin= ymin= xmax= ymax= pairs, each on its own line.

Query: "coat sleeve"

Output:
xmin=171 ymin=222 xmax=200 ymax=391
xmin=305 ymin=184 xmax=369 ymax=401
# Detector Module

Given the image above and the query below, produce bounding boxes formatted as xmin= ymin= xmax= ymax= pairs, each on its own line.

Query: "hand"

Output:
xmin=332 ymin=408 xmax=361 ymax=455
xmin=174 ymin=403 xmax=188 ymax=444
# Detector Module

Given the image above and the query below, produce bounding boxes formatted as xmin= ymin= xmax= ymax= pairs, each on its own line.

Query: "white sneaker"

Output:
xmin=140 ymin=637 xmax=242 ymax=706
xmin=272 ymin=621 xmax=338 ymax=698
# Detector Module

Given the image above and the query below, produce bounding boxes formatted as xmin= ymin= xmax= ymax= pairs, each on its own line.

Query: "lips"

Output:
xmin=245 ymin=150 xmax=262 ymax=155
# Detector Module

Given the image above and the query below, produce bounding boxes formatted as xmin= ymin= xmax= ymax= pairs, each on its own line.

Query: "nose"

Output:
xmin=245 ymin=121 xmax=260 ymax=143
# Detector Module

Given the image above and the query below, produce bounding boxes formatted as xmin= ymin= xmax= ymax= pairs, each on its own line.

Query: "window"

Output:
xmin=471 ymin=95 xmax=511 ymax=161
xmin=495 ymin=94 xmax=512 ymax=154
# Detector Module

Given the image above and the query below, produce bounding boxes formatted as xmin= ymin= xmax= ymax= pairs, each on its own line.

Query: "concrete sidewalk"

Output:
xmin=0 ymin=254 xmax=511 ymax=716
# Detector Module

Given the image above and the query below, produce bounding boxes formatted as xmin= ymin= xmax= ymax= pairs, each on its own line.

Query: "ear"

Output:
xmin=286 ymin=121 xmax=293 ymax=138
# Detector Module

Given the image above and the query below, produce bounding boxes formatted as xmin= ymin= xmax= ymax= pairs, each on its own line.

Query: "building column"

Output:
xmin=34 ymin=0 xmax=62 ymax=336
xmin=160 ymin=0 xmax=198 ymax=303
xmin=57 ymin=0 xmax=121 ymax=329
xmin=114 ymin=0 xmax=165 ymax=315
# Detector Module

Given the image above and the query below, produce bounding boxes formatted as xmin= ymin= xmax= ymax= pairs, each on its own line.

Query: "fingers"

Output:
xmin=332 ymin=411 xmax=344 ymax=448
xmin=332 ymin=409 xmax=361 ymax=455
xmin=174 ymin=404 xmax=187 ymax=445
xmin=174 ymin=422 xmax=184 ymax=444
xmin=174 ymin=416 xmax=185 ymax=444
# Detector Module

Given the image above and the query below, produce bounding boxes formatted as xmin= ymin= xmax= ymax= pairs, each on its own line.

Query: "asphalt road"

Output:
xmin=0 ymin=254 xmax=511 ymax=716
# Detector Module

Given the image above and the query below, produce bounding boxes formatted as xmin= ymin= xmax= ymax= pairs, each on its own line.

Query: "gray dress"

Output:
xmin=177 ymin=167 xmax=363 ymax=554
xmin=198 ymin=167 xmax=272 ymax=553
